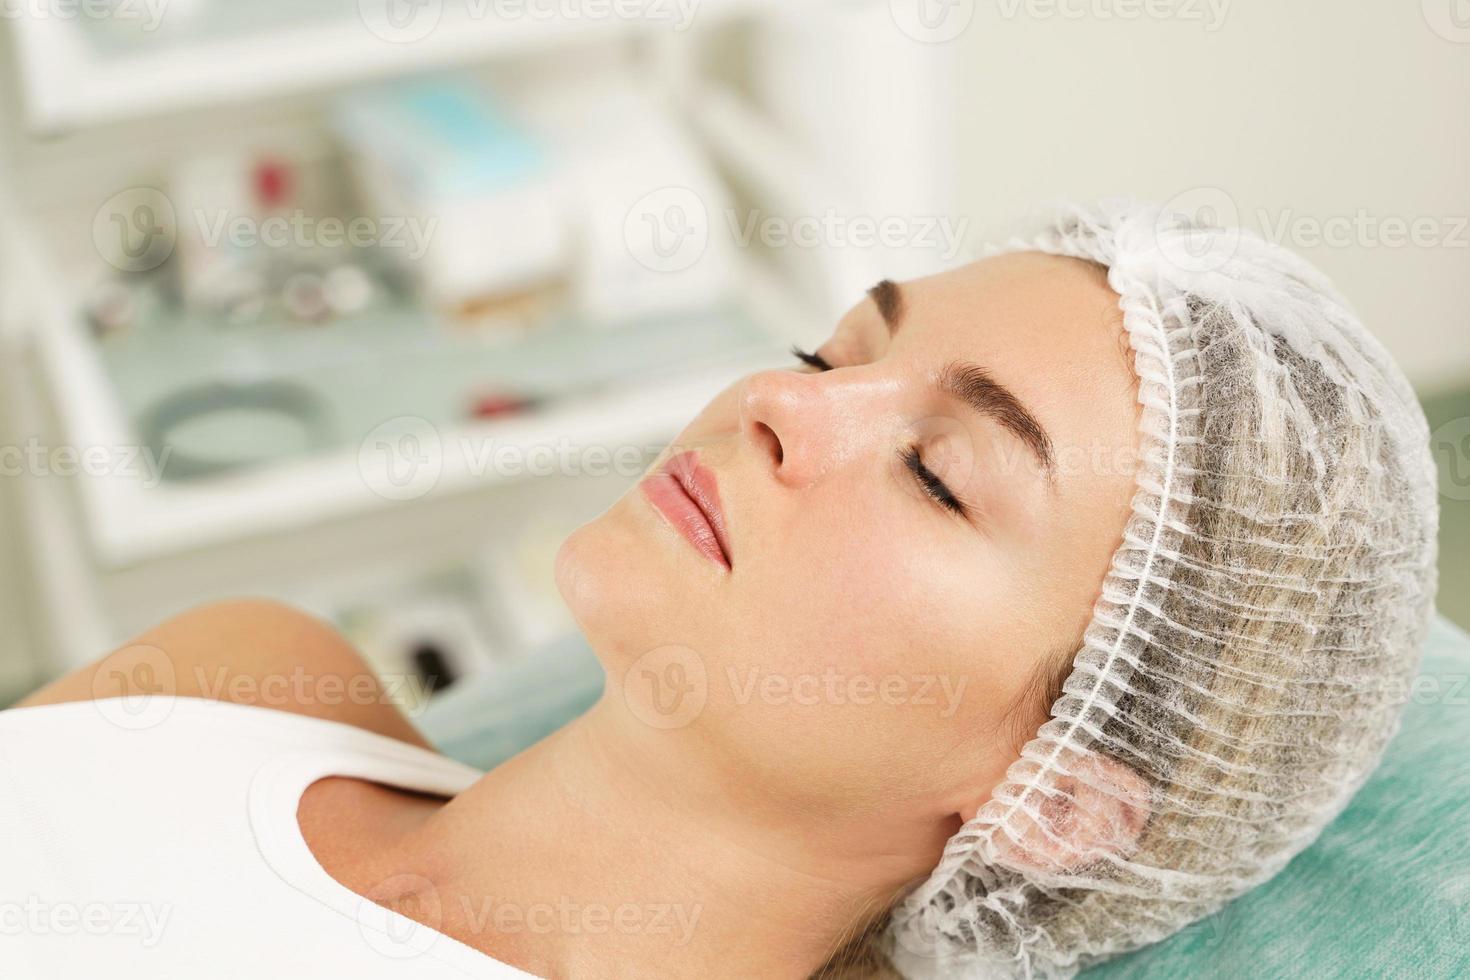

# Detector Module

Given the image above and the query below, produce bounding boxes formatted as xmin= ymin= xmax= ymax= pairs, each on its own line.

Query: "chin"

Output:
xmin=553 ymin=503 xmax=663 ymax=667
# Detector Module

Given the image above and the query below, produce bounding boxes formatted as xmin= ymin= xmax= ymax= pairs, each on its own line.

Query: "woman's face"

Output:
xmin=556 ymin=252 xmax=1139 ymax=830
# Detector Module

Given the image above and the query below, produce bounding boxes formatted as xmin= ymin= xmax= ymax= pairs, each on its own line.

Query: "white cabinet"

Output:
xmin=0 ymin=3 xmax=956 ymax=680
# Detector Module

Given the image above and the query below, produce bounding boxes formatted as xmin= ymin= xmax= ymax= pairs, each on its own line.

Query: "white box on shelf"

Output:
xmin=335 ymin=81 xmax=568 ymax=309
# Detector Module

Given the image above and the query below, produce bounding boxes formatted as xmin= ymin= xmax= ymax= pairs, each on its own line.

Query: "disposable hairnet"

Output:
xmin=886 ymin=201 xmax=1440 ymax=978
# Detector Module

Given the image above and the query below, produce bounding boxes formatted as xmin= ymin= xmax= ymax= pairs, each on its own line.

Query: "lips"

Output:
xmin=639 ymin=450 xmax=732 ymax=571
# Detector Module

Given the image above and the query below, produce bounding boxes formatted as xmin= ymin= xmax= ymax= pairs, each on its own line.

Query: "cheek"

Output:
xmin=668 ymin=379 xmax=742 ymax=451
xmin=741 ymin=505 xmax=1037 ymax=708
xmin=711 ymin=530 xmax=1048 ymax=803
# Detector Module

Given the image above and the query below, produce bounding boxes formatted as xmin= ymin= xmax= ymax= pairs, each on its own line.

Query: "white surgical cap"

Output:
xmin=887 ymin=201 xmax=1440 ymax=978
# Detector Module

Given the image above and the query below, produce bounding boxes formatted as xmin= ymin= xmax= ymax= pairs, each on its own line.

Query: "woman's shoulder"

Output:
xmin=14 ymin=598 xmax=436 ymax=751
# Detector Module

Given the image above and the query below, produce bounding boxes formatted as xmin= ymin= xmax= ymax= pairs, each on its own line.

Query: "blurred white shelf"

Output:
xmin=0 ymin=3 xmax=953 ymax=682
xmin=10 ymin=0 xmax=777 ymax=131
xmin=18 ymin=249 xmax=803 ymax=568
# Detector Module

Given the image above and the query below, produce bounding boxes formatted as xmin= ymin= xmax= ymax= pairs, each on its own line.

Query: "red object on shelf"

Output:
xmin=469 ymin=392 xmax=536 ymax=419
xmin=254 ymin=159 xmax=292 ymax=210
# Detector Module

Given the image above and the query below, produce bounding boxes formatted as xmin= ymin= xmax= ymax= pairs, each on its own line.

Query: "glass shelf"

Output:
xmin=96 ymin=300 xmax=775 ymax=481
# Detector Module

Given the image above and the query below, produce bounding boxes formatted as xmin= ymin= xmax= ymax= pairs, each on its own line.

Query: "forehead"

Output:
xmin=872 ymin=252 xmax=1127 ymax=370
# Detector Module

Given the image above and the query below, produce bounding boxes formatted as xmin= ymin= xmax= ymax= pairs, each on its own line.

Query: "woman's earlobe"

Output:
xmin=983 ymin=751 xmax=1153 ymax=874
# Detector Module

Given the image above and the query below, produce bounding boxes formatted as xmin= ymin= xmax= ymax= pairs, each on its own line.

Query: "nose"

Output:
xmin=737 ymin=368 xmax=879 ymax=487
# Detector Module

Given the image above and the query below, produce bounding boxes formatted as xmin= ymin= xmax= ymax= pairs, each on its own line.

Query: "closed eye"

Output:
xmin=792 ymin=343 xmax=967 ymax=519
xmin=790 ymin=345 xmax=834 ymax=372
xmin=902 ymin=445 xmax=965 ymax=516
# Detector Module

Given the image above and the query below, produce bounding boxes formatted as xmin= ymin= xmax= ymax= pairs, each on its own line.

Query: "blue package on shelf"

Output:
xmin=334 ymin=79 xmax=568 ymax=307
xmin=337 ymin=81 xmax=548 ymax=197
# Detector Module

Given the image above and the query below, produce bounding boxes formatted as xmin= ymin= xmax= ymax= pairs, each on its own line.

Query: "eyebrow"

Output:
xmin=868 ymin=279 xmax=904 ymax=330
xmin=867 ymin=279 xmax=1056 ymax=478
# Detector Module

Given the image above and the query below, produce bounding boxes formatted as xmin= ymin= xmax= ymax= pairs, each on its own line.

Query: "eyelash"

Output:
xmin=789 ymin=345 xmax=966 ymax=518
xmin=789 ymin=344 xmax=834 ymax=372
xmin=901 ymin=446 xmax=966 ymax=516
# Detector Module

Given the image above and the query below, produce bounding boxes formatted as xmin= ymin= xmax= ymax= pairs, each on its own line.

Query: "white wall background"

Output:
xmin=951 ymin=0 xmax=1470 ymax=394
xmin=0 ymin=28 xmax=38 ymax=699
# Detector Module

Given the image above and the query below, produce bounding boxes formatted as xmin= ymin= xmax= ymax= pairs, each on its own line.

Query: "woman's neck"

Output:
xmin=391 ymin=698 xmax=952 ymax=978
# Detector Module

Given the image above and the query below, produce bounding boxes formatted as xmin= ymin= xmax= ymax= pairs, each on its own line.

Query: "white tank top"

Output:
xmin=0 ymin=697 xmax=535 ymax=979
